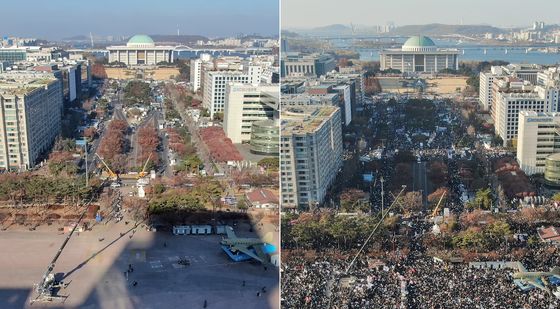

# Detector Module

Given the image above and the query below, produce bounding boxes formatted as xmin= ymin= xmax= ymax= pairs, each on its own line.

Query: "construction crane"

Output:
xmin=95 ymin=153 xmax=117 ymax=181
xmin=137 ymin=153 xmax=152 ymax=179
xmin=31 ymin=191 xmax=101 ymax=304
xmin=431 ymin=190 xmax=447 ymax=219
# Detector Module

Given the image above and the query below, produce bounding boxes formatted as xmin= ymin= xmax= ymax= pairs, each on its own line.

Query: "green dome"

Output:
xmin=127 ymin=34 xmax=154 ymax=45
xmin=403 ymin=36 xmax=435 ymax=47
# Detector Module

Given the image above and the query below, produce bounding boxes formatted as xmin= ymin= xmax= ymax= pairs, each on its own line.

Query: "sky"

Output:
xmin=282 ymin=0 xmax=560 ymax=29
xmin=1 ymin=0 xmax=279 ymax=40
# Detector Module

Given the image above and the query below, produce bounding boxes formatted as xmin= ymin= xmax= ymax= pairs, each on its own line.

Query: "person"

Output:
xmin=132 ymin=281 xmax=138 ymax=287
xmin=203 ymin=300 xmax=207 ymax=308
xmin=256 ymin=292 xmax=260 ymax=297
xmin=163 ymin=242 xmax=167 ymax=247
xmin=242 ymin=280 xmax=245 ymax=287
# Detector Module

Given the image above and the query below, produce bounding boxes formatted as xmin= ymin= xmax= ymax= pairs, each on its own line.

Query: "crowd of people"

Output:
xmin=282 ymin=245 xmax=559 ymax=309
xmin=285 ymin=95 xmax=560 ymax=308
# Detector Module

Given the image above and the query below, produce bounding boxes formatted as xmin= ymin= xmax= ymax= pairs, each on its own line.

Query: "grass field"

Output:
xmin=377 ymin=76 xmax=468 ymax=94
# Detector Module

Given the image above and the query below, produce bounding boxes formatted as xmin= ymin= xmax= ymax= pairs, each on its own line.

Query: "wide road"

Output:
xmin=412 ymin=161 xmax=428 ymax=207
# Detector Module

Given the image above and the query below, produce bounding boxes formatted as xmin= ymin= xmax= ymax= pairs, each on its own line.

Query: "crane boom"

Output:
xmin=138 ymin=153 xmax=152 ymax=178
xmin=95 ymin=153 xmax=117 ymax=179
xmin=431 ymin=191 xmax=447 ymax=218
xmin=36 ymin=187 xmax=102 ymax=296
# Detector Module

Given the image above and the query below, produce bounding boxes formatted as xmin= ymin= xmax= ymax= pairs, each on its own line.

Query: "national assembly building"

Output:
xmin=107 ymin=34 xmax=174 ymax=66
xmin=380 ymin=36 xmax=459 ymax=73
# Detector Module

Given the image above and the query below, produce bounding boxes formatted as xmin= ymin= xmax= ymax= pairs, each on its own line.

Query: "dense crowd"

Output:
xmin=282 ymin=246 xmax=559 ymax=309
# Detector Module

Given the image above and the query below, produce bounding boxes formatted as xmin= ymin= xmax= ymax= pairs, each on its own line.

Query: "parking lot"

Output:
xmin=0 ymin=221 xmax=278 ymax=309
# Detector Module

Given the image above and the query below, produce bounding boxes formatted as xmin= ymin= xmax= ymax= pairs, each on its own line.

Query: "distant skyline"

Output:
xmin=1 ymin=0 xmax=279 ymax=40
xmin=283 ymin=0 xmax=560 ymax=29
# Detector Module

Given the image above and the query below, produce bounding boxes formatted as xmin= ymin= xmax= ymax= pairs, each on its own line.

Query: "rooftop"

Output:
xmin=281 ymin=105 xmax=338 ymax=135
xmin=403 ymin=36 xmax=436 ymax=48
xmin=127 ymin=34 xmax=155 ymax=46
xmin=0 ymin=72 xmax=58 ymax=95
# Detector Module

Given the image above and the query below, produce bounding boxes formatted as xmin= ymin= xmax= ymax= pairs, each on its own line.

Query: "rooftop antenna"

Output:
xmin=89 ymin=32 xmax=94 ymax=48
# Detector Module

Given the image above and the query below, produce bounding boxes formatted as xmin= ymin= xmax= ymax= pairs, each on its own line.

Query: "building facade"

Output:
xmin=202 ymin=71 xmax=250 ymax=119
xmin=250 ymin=119 xmax=279 ymax=155
xmin=0 ymin=73 xmax=63 ymax=170
xmin=491 ymin=67 xmax=560 ymax=145
xmin=379 ymin=36 xmax=459 ymax=73
xmin=223 ymin=83 xmax=278 ymax=144
xmin=0 ymin=48 xmax=26 ymax=65
xmin=517 ymin=111 xmax=560 ymax=175
xmin=281 ymin=106 xmax=343 ymax=209
xmin=281 ymin=53 xmax=336 ymax=78
xmin=479 ymin=64 xmax=542 ymax=111
xmin=190 ymin=53 xmax=212 ymax=92
xmin=494 ymin=91 xmax=548 ymax=146
xmin=107 ymin=35 xmax=174 ymax=66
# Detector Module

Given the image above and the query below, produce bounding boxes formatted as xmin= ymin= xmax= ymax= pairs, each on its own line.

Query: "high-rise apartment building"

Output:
xmin=0 ymin=72 xmax=63 ymax=170
xmin=280 ymin=106 xmax=343 ymax=209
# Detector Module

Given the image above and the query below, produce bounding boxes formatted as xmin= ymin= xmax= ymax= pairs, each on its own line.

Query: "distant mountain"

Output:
xmin=281 ymin=30 xmax=300 ymax=38
xmin=148 ymin=34 xmax=208 ymax=44
xmin=62 ymin=35 xmax=89 ymax=41
xmin=389 ymin=24 xmax=506 ymax=36
xmin=313 ymin=24 xmax=352 ymax=33
xmin=288 ymin=24 xmax=353 ymax=36
xmin=285 ymin=23 xmax=510 ymax=38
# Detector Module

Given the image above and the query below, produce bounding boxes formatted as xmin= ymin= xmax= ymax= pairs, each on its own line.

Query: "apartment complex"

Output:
xmin=223 ymin=83 xmax=278 ymax=145
xmin=0 ymin=72 xmax=63 ymax=170
xmin=281 ymin=106 xmax=343 ymax=209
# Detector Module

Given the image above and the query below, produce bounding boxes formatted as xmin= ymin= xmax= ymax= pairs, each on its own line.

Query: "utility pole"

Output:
xmin=85 ymin=141 xmax=89 ymax=187
xmin=380 ymin=176 xmax=385 ymax=214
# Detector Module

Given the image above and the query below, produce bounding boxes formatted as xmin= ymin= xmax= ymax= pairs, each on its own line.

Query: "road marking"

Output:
xmin=199 ymin=255 xmax=207 ymax=263
xmin=149 ymin=260 xmax=163 ymax=269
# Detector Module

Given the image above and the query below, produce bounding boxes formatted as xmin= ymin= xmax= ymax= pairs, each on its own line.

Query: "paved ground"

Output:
xmin=413 ymin=161 xmax=428 ymax=206
xmin=0 ymin=221 xmax=278 ymax=309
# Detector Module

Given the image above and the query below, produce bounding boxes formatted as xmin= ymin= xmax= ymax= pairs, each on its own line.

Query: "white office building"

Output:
xmin=517 ymin=111 xmax=560 ymax=175
xmin=479 ymin=67 xmax=502 ymax=111
xmin=190 ymin=53 xmax=212 ymax=92
xmin=494 ymin=90 xmax=548 ymax=146
xmin=281 ymin=106 xmax=343 ymax=209
xmin=491 ymin=67 xmax=560 ymax=146
xmin=479 ymin=64 xmax=542 ymax=111
xmin=202 ymin=71 xmax=250 ymax=119
xmin=223 ymin=83 xmax=278 ymax=144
